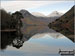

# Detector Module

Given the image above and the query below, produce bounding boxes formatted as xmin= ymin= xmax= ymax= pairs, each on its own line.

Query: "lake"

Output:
xmin=0 ymin=26 xmax=75 ymax=56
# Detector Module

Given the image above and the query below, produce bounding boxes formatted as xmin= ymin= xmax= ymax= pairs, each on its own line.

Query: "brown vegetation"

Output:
xmin=48 ymin=5 xmax=75 ymax=42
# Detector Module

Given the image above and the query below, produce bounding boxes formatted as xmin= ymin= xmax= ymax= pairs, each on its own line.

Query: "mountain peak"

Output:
xmin=52 ymin=11 xmax=59 ymax=14
xmin=48 ymin=11 xmax=63 ymax=17
xmin=20 ymin=9 xmax=28 ymax=13
xmin=20 ymin=9 xmax=31 ymax=17
xmin=52 ymin=11 xmax=58 ymax=13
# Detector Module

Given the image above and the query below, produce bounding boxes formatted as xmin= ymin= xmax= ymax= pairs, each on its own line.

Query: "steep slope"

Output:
xmin=48 ymin=6 xmax=75 ymax=42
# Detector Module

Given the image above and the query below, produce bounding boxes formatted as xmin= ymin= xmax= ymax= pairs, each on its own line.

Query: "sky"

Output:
xmin=1 ymin=0 xmax=74 ymax=15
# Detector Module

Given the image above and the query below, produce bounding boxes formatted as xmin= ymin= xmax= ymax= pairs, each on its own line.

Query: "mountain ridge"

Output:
xmin=19 ymin=9 xmax=64 ymax=26
xmin=20 ymin=9 xmax=63 ymax=17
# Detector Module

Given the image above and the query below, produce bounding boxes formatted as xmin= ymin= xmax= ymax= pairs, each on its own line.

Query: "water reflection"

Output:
xmin=0 ymin=32 xmax=75 ymax=56
xmin=1 ymin=31 xmax=24 ymax=49
xmin=1 ymin=25 xmax=74 ymax=50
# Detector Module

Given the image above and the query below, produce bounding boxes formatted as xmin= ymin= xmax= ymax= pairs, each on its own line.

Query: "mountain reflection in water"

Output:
xmin=0 ymin=26 xmax=75 ymax=56
xmin=1 ymin=25 xmax=74 ymax=50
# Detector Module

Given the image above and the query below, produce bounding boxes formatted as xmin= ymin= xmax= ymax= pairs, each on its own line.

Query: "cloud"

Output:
xmin=1 ymin=1 xmax=62 ymax=12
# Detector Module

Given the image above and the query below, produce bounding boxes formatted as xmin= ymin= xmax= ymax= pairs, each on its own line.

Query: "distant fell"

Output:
xmin=48 ymin=11 xmax=63 ymax=17
xmin=31 ymin=12 xmax=46 ymax=17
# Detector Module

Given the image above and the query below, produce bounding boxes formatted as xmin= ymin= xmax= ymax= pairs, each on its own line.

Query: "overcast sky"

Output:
xmin=1 ymin=1 xmax=74 ymax=15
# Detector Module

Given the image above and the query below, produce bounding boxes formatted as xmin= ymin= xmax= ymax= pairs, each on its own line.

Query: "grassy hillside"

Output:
xmin=48 ymin=5 xmax=75 ymax=42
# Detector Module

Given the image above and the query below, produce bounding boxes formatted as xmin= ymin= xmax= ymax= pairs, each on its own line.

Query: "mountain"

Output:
xmin=20 ymin=9 xmax=32 ymax=18
xmin=31 ymin=11 xmax=63 ymax=17
xmin=20 ymin=10 xmax=63 ymax=26
xmin=31 ymin=12 xmax=46 ymax=17
xmin=48 ymin=6 xmax=75 ymax=42
xmin=48 ymin=11 xmax=63 ymax=17
xmin=20 ymin=9 xmax=48 ymax=25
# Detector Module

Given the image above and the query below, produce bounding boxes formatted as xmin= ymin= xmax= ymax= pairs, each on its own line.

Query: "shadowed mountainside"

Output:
xmin=48 ymin=5 xmax=75 ymax=42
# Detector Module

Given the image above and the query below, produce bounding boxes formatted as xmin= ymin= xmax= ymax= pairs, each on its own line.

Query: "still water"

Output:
xmin=0 ymin=34 xmax=75 ymax=56
xmin=0 ymin=26 xmax=75 ymax=56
